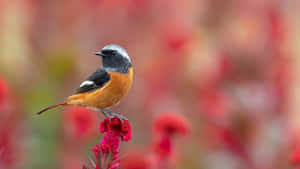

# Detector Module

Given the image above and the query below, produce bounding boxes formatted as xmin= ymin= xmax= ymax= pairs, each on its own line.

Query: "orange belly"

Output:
xmin=67 ymin=68 xmax=133 ymax=108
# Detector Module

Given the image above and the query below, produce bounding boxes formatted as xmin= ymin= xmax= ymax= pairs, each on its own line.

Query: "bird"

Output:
xmin=36 ymin=44 xmax=133 ymax=117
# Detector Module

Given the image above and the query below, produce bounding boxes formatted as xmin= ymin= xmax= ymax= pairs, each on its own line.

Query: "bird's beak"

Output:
xmin=95 ymin=52 xmax=105 ymax=56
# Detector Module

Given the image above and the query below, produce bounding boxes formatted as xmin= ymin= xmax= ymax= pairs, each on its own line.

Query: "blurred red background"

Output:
xmin=0 ymin=0 xmax=300 ymax=169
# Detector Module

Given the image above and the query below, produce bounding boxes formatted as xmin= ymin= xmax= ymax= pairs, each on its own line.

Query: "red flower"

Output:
xmin=92 ymin=116 xmax=132 ymax=169
xmin=63 ymin=106 xmax=98 ymax=139
xmin=153 ymin=113 xmax=190 ymax=136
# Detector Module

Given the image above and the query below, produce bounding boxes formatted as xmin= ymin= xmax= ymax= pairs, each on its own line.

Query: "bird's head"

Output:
xmin=95 ymin=44 xmax=132 ymax=73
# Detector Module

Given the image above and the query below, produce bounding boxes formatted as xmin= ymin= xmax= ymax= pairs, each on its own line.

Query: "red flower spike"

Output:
xmin=93 ymin=116 xmax=132 ymax=169
xmin=154 ymin=113 xmax=191 ymax=137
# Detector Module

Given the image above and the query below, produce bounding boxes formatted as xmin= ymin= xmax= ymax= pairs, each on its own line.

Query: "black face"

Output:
xmin=95 ymin=49 xmax=132 ymax=74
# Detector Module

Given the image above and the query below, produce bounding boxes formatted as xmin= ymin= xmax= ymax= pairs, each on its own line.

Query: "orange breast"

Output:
xmin=68 ymin=68 xmax=133 ymax=108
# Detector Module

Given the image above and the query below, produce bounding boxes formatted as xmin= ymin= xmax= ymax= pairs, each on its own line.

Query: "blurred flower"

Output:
xmin=61 ymin=107 xmax=98 ymax=169
xmin=91 ymin=116 xmax=132 ymax=169
xmin=290 ymin=148 xmax=300 ymax=165
xmin=63 ymin=106 xmax=98 ymax=140
xmin=210 ymin=125 xmax=254 ymax=167
xmin=152 ymin=112 xmax=190 ymax=168
xmin=0 ymin=77 xmax=14 ymax=115
xmin=153 ymin=135 xmax=172 ymax=158
xmin=267 ymin=6 xmax=285 ymax=44
xmin=153 ymin=113 xmax=190 ymax=137
xmin=200 ymin=88 xmax=232 ymax=120
xmin=83 ymin=164 xmax=90 ymax=169
xmin=121 ymin=150 xmax=152 ymax=169
xmin=0 ymin=77 xmax=24 ymax=168
xmin=0 ymin=131 xmax=14 ymax=166
xmin=160 ymin=23 xmax=191 ymax=53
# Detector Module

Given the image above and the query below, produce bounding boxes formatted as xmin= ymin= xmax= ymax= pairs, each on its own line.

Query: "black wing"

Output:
xmin=75 ymin=67 xmax=110 ymax=94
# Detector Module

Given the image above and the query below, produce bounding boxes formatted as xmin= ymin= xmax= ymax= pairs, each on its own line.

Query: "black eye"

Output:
xmin=102 ymin=49 xmax=117 ymax=55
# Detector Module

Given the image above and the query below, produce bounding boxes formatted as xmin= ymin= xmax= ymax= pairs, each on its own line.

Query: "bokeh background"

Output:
xmin=0 ymin=0 xmax=300 ymax=169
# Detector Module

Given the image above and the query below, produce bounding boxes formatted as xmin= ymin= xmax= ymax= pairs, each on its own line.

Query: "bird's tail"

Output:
xmin=36 ymin=100 xmax=67 ymax=115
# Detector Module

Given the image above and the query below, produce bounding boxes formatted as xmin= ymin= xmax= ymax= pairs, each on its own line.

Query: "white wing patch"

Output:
xmin=79 ymin=80 xmax=94 ymax=88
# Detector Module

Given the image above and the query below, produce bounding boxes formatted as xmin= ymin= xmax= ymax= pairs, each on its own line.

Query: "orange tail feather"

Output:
xmin=36 ymin=101 xmax=67 ymax=115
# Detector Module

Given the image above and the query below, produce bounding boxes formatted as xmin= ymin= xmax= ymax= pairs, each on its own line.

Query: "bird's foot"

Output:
xmin=100 ymin=109 xmax=128 ymax=122
xmin=110 ymin=112 xmax=128 ymax=121
xmin=100 ymin=108 xmax=112 ymax=118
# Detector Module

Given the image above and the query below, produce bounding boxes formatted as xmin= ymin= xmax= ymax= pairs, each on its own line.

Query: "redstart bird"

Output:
xmin=36 ymin=44 xmax=133 ymax=116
